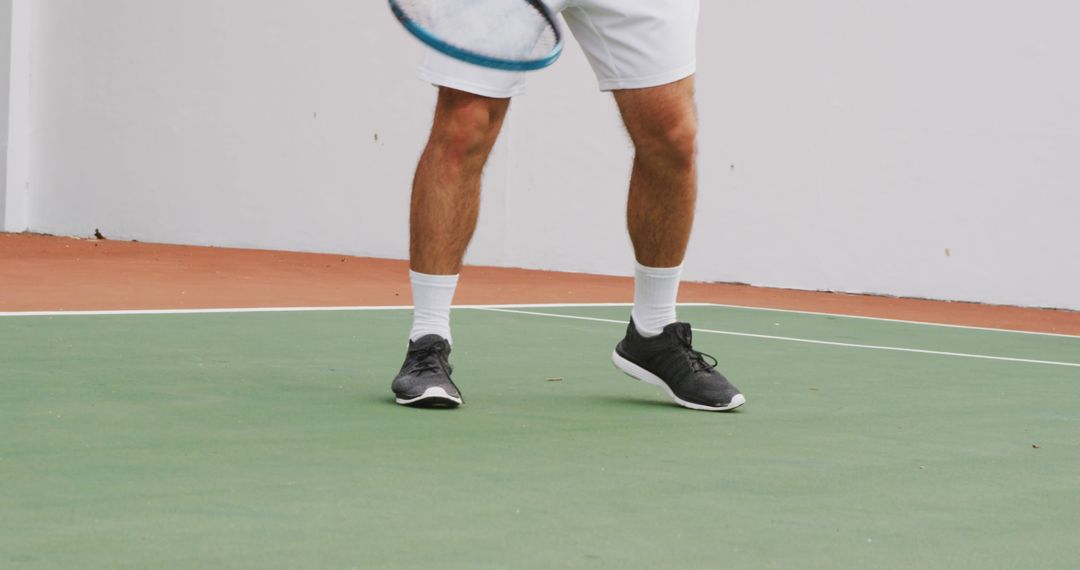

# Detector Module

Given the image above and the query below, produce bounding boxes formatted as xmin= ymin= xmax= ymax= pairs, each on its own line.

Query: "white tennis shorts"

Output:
xmin=418 ymin=0 xmax=700 ymax=97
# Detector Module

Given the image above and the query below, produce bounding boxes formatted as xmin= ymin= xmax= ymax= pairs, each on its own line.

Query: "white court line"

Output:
xmin=705 ymin=303 xmax=1080 ymax=339
xmin=1 ymin=301 xmax=1073 ymax=339
xmin=2 ymin=301 xmax=1076 ymax=339
xmin=476 ymin=307 xmax=1080 ymax=369
xmin=0 ymin=302 xmax=651 ymax=318
xmin=3 ymin=302 xmax=1076 ymax=367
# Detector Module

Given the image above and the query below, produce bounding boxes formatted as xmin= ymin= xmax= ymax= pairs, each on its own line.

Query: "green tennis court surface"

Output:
xmin=3 ymin=305 xmax=1079 ymax=568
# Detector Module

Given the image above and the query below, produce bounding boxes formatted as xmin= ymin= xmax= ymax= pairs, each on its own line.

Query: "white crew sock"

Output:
xmin=408 ymin=270 xmax=459 ymax=344
xmin=631 ymin=262 xmax=683 ymax=337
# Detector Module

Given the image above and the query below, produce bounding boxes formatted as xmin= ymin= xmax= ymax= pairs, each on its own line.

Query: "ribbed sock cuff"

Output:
xmin=409 ymin=270 xmax=459 ymax=344
xmin=631 ymin=262 xmax=683 ymax=337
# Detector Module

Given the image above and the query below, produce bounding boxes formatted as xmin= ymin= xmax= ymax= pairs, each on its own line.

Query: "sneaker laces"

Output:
xmin=688 ymin=349 xmax=719 ymax=373
xmin=673 ymin=325 xmax=718 ymax=373
xmin=407 ymin=341 xmax=451 ymax=375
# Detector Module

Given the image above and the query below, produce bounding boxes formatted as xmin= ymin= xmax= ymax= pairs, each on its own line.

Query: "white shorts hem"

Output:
xmin=417 ymin=67 xmax=526 ymax=99
xmin=596 ymin=62 xmax=697 ymax=92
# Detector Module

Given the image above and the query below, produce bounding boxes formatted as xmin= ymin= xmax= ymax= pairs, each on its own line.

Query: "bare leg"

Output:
xmin=410 ymin=88 xmax=510 ymax=275
xmin=609 ymin=77 xmax=744 ymax=410
xmin=613 ymin=76 xmax=698 ymax=268
xmin=392 ymin=88 xmax=510 ymax=408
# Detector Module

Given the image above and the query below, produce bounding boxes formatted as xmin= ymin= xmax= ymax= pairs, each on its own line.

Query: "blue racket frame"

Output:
xmin=389 ymin=0 xmax=563 ymax=71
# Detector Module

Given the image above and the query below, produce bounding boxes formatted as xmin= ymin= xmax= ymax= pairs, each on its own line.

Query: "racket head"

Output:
xmin=389 ymin=0 xmax=563 ymax=72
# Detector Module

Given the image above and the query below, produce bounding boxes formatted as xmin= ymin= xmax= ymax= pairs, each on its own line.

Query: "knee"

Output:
xmin=429 ymin=89 xmax=508 ymax=162
xmin=634 ymin=115 xmax=698 ymax=169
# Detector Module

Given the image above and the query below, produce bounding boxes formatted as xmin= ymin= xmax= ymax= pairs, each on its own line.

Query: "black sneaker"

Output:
xmin=391 ymin=334 xmax=463 ymax=407
xmin=612 ymin=320 xmax=745 ymax=411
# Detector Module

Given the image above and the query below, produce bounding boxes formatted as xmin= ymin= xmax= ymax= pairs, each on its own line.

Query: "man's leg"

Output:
xmin=610 ymin=76 xmax=745 ymax=411
xmin=615 ymin=76 xmax=698 ymax=335
xmin=411 ymin=88 xmax=510 ymax=276
xmin=392 ymin=87 xmax=510 ymax=408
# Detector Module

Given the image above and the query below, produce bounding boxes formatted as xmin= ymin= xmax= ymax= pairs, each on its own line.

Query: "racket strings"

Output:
xmin=394 ymin=0 xmax=559 ymax=63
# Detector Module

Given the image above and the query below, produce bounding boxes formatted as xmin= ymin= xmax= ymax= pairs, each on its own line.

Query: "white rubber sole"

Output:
xmin=395 ymin=386 xmax=463 ymax=407
xmin=612 ymin=350 xmax=746 ymax=412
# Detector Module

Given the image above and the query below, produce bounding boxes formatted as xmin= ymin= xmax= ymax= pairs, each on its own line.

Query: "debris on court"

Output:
xmin=546 ymin=377 xmax=563 ymax=382
xmin=1032 ymin=444 xmax=1041 ymax=449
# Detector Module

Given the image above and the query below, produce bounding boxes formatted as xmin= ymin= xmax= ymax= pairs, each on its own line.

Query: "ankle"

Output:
xmin=631 ymin=262 xmax=683 ymax=337
xmin=408 ymin=270 xmax=459 ymax=345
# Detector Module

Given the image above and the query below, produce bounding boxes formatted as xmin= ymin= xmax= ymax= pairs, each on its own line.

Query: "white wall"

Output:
xmin=4 ymin=0 xmax=34 ymax=231
xmin=0 ymin=0 xmax=12 ymax=224
xmin=6 ymin=1 xmax=1080 ymax=309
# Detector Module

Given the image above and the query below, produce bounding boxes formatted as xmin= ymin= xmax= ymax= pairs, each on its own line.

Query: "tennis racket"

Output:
xmin=389 ymin=0 xmax=563 ymax=71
